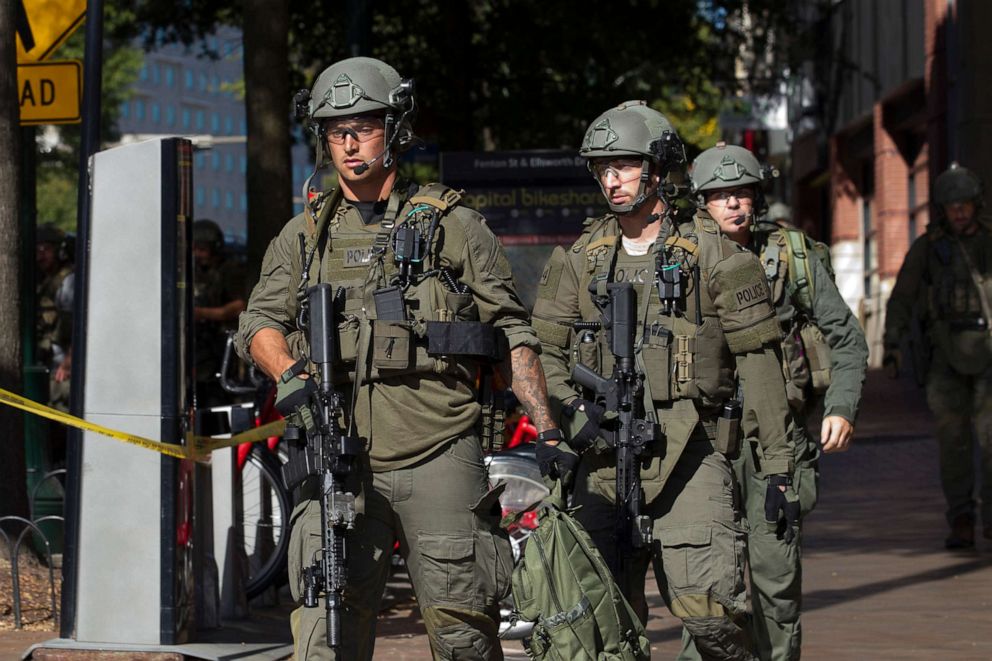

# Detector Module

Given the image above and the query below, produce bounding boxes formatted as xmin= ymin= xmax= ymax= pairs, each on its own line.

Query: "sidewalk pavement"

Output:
xmin=5 ymin=369 xmax=992 ymax=660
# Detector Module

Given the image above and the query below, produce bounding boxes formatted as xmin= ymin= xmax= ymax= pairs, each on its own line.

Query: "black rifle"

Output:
xmin=282 ymin=283 xmax=363 ymax=656
xmin=571 ymin=281 xmax=662 ymax=595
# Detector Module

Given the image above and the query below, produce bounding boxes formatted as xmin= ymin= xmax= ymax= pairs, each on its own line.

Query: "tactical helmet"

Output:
xmin=296 ymin=57 xmax=417 ymax=210
xmin=933 ymin=162 xmax=983 ymax=208
xmin=579 ymin=101 xmax=686 ymax=214
xmin=767 ymin=202 xmax=792 ymax=223
xmin=36 ymin=223 xmax=64 ymax=245
xmin=690 ymin=142 xmax=767 ymax=215
xmin=193 ymin=219 xmax=225 ymax=253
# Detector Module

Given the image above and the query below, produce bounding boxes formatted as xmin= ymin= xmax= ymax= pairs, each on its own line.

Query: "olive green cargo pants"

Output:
xmin=925 ymin=355 xmax=992 ymax=529
xmin=679 ymin=415 xmax=818 ymax=661
xmin=574 ymin=436 xmax=753 ymax=661
xmin=288 ymin=434 xmax=513 ymax=660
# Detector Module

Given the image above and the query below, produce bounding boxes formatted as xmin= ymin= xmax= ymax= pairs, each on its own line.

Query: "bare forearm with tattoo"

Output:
xmin=503 ymin=346 xmax=556 ymax=433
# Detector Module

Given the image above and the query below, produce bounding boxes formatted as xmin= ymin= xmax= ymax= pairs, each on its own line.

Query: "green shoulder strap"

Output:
xmin=781 ymin=227 xmax=815 ymax=313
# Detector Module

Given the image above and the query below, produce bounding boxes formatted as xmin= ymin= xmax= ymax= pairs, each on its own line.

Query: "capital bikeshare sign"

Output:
xmin=440 ymin=150 xmax=606 ymax=242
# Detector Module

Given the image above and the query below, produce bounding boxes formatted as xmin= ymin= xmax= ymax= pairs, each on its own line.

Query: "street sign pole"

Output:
xmin=61 ymin=0 xmax=101 ymax=639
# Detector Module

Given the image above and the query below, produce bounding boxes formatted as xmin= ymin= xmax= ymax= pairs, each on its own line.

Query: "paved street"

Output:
xmin=5 ymin=370 xmax=992 ymax=660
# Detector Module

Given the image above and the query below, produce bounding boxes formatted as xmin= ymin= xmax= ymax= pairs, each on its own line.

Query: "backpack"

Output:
xmin=779 ymin=226 xmax=835 ymax=313
xmin=509 ymin=488 xmax=650 ymax=661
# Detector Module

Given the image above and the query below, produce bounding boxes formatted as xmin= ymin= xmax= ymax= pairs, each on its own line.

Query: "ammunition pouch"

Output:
xmin=799 ymin=323 xmax=832 ymax=394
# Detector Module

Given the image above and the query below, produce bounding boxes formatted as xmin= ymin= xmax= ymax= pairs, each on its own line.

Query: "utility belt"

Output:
xmin=369 ymin=318 xmax=507 ymax=374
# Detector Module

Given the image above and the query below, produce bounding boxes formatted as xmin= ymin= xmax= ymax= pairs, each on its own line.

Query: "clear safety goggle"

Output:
xmin=705 ymin=186 xmax=755 ymax=204
xmin=323 ymin=118 xmax=385 ymax=145
xmin=590 ymin=158 xmax=644 ymax=184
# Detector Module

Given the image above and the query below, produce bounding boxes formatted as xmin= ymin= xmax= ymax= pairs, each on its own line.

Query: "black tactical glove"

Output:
xmin=764 ymin=474 xmax=801 ymax=544
xmin=535 ymin=429 xmax=579 ymax=489
xmin=562 ymin=398 xmax=607 ymax=451
xmin=275 ymin=368 xmax=317 ymax=434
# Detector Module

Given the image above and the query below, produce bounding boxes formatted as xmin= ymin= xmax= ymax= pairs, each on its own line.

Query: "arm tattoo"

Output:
xmin=506 ymin=346 xmax=556 ymax=432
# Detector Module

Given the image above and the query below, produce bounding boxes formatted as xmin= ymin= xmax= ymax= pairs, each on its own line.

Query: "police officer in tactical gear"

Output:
xmin=681 ymin=143 xmax=868 ymax=661
xmin=36 ymin=223 xmax=75 ymax=413
xmin=236 ymin=57 xmax=557 ymax=660
xmin=533 ymin=102 xmax=797 ymax=661
xmin=884 ymin=162 xmax=992 ymax=550
xmin=192 ymin=219 xmax=247 ymax=406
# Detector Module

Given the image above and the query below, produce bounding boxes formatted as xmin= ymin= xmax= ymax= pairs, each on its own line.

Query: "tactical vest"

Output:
xmin=567 ymin=214 xmax=736 ymax=413
xmin=285 ymin=183 xmax=506 ymax=389
xmin=754 ymin=223 xmax=833 ymax=406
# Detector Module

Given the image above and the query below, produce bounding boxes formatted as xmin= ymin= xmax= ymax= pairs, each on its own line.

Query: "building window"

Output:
xmin=240 ymin=118 xmax=246 ymax=135
xmin=139 ymin=64 xmax=149 ymax=82
xmin=239 ymin=155 xmax=247 ymax=174
xmin=225 ymin=153 xmax=234 ymax=172
xmin=224 ymin=116 xmax=233 ymax=135
xmin=211 ymin=188 xmax=220 ymax=208
xmin=195 ymin=152 xmax=205 ymax=169
xmin=225 ymin=191 xmax=234 ymax=209
xmin=150 ymin=102 xmax=160 ymax=123
xmin=151 ymin=63 xmax=160 ymax=85
xmin=211 ymin=113 xmax=220 ymax=133
xmin=908 ymin=158 xmax=928 ymax=242
xmin=861 ymin=162 xmax=876 ymax=300
xmin=135 ymin=99 xmax=145 ymax=120
xmin=119 ymin=101 xmax=129 ymax=119
xmin=195 ymin=186 xmax=205 ymax=206
xmin=182 ymin=108 xmax=191 ymax=129
xmin=184 ymin=69 xmax=194 ymax=90
xmin=240 ymin=193 xmax=247 ymax=211
xmin=165 ymin=105 xmax=175 ymax=127
xmin=198 ymin=73 xmax=207 ymax=92
xmin=195 ymin=110 xmax=205 ymax=131
xmin=211 ymin=152 xmax=221 ymax=170
xmin=165 ymin=66 xmax=175 ymax=88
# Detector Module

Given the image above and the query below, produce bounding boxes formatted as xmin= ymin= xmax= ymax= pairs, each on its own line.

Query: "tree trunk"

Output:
xmin=243 ymin=0 xmax=292 ymax=286
xmin=0 ymin=0 xmax=27 ymax=519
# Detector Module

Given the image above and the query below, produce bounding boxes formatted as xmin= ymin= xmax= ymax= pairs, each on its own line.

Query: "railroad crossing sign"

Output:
xmin=16 ymin=0 xmax=87 ymax=63
xmin=18 ymin=60 xmax=82 ymax=125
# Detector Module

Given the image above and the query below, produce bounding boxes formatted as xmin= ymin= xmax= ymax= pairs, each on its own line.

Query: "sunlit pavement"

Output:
xmin=8 ymin=371 xmax=992 ymax=660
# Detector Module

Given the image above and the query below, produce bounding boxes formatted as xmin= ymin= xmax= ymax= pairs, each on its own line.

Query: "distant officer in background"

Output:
xmin=682 ymin=143 xmax=868 ymax=661
xmin=192 ymin=219 xmax=247 ymax=406
xmin=36 ymin=223 xmax=75 ymax=413
xmin=884 ymin=163 xmax=992 ymax=550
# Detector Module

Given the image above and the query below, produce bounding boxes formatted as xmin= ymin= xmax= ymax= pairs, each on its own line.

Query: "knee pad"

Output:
xmin=422 ymin=605 xmax=499 ymax=661
xmin=682 ymin=615 xmax=755 ymax=661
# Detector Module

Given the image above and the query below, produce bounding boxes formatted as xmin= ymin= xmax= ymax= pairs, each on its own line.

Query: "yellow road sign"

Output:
xmin=18 ymin=60 xmax=82 ymax=126
xmin=16 ymin=0 xmax=87 ymax=63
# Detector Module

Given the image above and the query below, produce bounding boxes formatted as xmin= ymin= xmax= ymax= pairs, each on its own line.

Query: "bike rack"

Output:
xmin=0 ymin=514 xmax=62 ymax=629
xmin=1 ymin=469 xmax=67 ymax=630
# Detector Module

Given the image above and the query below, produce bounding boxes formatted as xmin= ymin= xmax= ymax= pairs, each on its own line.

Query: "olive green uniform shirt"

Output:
xmin=885 ymin=221 xmax=992 ymax=374
xmin=533 ymin=213 xmax=793 ymax=478
xmin=237 ymin=185 xmax=538 ymax=471
xmin=752 ymin=224 xmax=868 ymax=422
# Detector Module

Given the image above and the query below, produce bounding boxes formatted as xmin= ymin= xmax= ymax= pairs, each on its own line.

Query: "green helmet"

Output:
xmin=296 ymin=57 xmax=417 ymax=209
xmin=193 ymin=219 xmax=224 ymax=252
xmin=36 ymin=223 xmax=64 ymax=245
xmin=579 ymin=101 xmax=686 ymax=214
xmin=690 ymin=142 xmax=764 ymax=196
xmin=933 ymin=162 xmax=983 ymax=207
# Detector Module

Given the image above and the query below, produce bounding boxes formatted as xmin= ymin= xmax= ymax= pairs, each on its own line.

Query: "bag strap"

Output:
xmin=781 ymin=228 xmax=815 ymax=313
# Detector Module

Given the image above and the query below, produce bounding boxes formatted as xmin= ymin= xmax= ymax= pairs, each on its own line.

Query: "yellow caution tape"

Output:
xmin=0 ymin=387 xmax=286 ymax=460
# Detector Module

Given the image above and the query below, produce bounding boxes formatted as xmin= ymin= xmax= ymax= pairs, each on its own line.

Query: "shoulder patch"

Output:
xmin=732 ymin=281 xmax=769 ymax=311
xmin=537 ymin=246 xmax=567 ymax=300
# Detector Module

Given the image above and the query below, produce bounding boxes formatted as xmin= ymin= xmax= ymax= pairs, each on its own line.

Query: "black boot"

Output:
xmin=945 ymin=514 xmax=975 ymax=550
